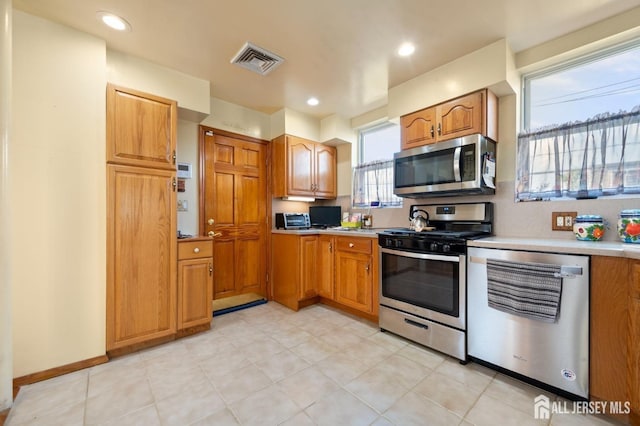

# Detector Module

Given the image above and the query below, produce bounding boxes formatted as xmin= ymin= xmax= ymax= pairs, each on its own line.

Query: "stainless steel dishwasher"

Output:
xmin=467 ymin=247 xmax=589 ymax=399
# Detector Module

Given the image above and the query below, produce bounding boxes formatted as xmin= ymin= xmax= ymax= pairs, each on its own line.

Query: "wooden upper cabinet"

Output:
xmin=438 ymin=91 xmax=485 ymax=141
xmin=400 ymin=89 xmax=498 ymax=150
xmin=314 ymin=144 xmax=337 ymax=198
xmin=272 ymin=134 xmax=337 ymax=199
xmin=107 ymin=83 xmax=177 ymax=170
xmin=400 ymin=107 xmax=437 ymax=149
xmin=288 ymin=137 xmax=315 ymax=196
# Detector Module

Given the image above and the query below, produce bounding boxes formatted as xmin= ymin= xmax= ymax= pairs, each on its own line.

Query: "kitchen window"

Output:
xmin=517 ymin=39 xmax=640 ymax=201
xmin=352 ymin=122 xmax=402 ymax=208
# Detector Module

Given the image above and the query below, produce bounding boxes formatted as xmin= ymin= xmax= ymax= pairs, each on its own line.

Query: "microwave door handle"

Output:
xmin=453 ymin=147 xmax=462 ymax=182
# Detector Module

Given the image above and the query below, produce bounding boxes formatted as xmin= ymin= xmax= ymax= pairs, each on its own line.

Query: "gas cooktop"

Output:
xmin=380 ymin=228 xmax=488 ymax=239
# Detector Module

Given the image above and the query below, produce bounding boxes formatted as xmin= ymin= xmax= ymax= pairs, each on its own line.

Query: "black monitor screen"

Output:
xmin=309 ymin=206 xmax=341 ymax=228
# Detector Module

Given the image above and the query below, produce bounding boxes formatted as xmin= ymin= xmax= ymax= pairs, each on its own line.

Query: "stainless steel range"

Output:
xmin=378 ymin=202 xmax=493 ymax=361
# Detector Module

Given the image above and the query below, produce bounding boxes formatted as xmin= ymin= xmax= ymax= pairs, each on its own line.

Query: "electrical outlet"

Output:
xmin=552 ymin=211 xmax=577 ymax=231
xmin=177 ymin=200 xmax=188 ymax=212
xmin=565 ymin=215 xmax=573 ymax=227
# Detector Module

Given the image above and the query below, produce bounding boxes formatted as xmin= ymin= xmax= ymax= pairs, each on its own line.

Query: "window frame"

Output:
xmin=518 ymin=37 xmax=640 ymax=201
xmin=521 ymin=38 xmax=640 ymax=131
xmin=352 ymin=121 xmax=402 ymax=208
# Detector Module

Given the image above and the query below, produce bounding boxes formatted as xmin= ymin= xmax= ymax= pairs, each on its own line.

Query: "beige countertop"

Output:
xmin=271 ymin=228 xmax=380 ymax=238
xmin=468 ymin=237 xmax=640 ymax=259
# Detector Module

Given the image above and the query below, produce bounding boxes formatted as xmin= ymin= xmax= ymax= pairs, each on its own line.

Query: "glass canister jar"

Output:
xmin=618 ymin=209 xmax=640 ymax=243
xmin=573 ymin=215 xmax=605 ymax=241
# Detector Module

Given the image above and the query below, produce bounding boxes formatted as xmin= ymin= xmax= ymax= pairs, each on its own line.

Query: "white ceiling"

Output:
xmin=13 ymin=0 xmax=640 ymax=119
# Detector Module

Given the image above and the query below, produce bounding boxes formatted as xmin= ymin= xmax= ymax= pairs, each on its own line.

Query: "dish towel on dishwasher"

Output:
xmin=486 ymin=258 xmax=562 ymax=323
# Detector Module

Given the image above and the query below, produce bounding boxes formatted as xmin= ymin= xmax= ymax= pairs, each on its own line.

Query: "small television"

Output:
xmin=309 ymin=206 xmax=341 ymax=228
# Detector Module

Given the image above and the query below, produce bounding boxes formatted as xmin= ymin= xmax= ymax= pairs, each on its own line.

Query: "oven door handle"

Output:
xmin=404 ymin=318 xmax=429 ymax=330
xmin=381 ymin=247 xmax=461 ymax=263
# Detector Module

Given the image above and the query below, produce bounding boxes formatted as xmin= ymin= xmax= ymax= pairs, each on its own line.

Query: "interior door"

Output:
xmin=201 ymin=128 xmax=268 ymax=300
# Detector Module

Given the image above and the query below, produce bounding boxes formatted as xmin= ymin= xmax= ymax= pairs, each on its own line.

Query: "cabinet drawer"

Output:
xmin=178 ymin=240 xmax=213 ymax=260
xmin=336 ymin=237 xmax=372 ymax=254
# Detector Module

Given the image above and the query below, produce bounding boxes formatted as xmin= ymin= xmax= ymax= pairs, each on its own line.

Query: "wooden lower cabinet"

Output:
xmin=177 ymin=239 xmax=213 ymax=330
xmin=590 ymin=256 xmax=640 ymax=424
xmin=106 ymin=164 xmax=177 ymax=352
xmin=334 ymin=236 xmax=378 ymax=316
xmin=271 ymin=234 xmax=318 ymax=310
xmin=271 ymin=233 xmax=379 ymax=319
xmin=630 ymin=260 xmax=640 ymax=425
xmin=335 ymin=250 xmax=373 ymax=313
xmin=317 ymin=235 xmax=335 ymax=299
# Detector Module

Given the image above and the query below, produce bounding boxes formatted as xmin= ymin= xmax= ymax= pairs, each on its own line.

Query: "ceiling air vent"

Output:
xmin=230 ymin=42 xmax=285 ymax=76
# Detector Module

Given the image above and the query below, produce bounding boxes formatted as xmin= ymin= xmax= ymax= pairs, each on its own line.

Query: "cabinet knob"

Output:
xmin=193 ymin=247 xmax=200 ymax=253
xmin=365 ymin=264 xmax=370 ymax=272
xmin=349 ymin=243 xmax=354 ymax=248
xmin=437 ymin=123 xmax=442 ymax=135
xmin=209 ymin=263 xmax=213 ymax=276
xmin=207 ymin=218 xmax=215 ymax=226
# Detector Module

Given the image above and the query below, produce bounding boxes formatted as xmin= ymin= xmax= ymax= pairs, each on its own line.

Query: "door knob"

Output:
xmin=208 ymin=231 xmax=222 ymax=238
xmin=207 ymin=218 xmax=215 ymax=226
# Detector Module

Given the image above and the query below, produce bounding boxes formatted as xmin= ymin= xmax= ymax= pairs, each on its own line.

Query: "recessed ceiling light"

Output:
xmin=398 ymin=42 xmax=415 ymax=57
xmin=307 ymin=97 xmax=319 ymax=106
xmin=97 ymin=11 xmax=131 ymax=31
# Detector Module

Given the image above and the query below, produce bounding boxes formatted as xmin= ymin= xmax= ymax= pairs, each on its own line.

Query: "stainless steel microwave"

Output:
xmin=393 ymin=134 xmax=496 ymax=198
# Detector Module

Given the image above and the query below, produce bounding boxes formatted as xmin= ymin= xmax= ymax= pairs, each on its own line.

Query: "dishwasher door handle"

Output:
xmin=469 ymin=256 xmax=583 ymax=277
xmin=555 ymin=265 xmax=583 ymax=278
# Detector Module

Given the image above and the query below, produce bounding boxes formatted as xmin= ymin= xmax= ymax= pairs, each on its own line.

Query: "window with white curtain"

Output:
xmin=517 ymin=39 xmax=640 ymax=201
xmin=352 ymin=123 xmax=403 ymax=208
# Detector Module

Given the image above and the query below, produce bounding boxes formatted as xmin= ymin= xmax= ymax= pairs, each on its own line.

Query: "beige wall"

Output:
xmin=11 ymin=11 xmax=107 ymax=377
xmin=176 ymin=120 xmax=200 ymax=235
xmin=107 ymin=50 xmax=210 ymax=117
xmin=201 ymin=97 xmax=271 ymax=140
xmin=0 ymin=0 xmax=12 ymax=411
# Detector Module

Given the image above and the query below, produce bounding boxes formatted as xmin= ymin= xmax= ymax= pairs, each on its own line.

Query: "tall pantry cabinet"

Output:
xmin=106 ymin=84 xmax=178 ymax=353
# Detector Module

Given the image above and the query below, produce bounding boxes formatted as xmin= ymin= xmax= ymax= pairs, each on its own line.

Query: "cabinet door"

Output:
xmin=335 ymin=250 xmax=373 ymax=313
xmin=437 ymin=91 xmax=484 ymax=141
xmin=107 ymin=164 xmax=177 ymax=350
xmin=287 ymin=136 xmax=315 ymax=196
xmin=271 ymin=234 xmax=301 ymax=310
xmin=178 ymin=258 xmax=213 ymax=329
xmin=401 ymin=107 xmax=437 ymax=150
xmin=300 ymin=236 xmax=318 ymax=299
xmin=590 ymin=256 xmax=629 ymax=404
xmin=107 ymin=84 xmax=177 ymax=170
xmin=314 ymin=144 xmax=337 ymax=199
xmin=630 ymin=260 xmax=640 ymax=424
xmin=317 ymin=236 xmax=335 ymax=299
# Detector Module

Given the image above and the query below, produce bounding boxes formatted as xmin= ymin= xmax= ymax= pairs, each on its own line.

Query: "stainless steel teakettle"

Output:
xmin=409 ymin=208 xmax=430 ymax=232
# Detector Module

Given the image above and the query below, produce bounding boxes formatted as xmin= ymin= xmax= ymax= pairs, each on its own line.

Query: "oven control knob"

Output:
xmin=385 ymin=238 xmax=394 ymax=247
xmin=396 ymin=240 xmax=404 ymax=247
xmin=442 ymin=244 xmax=451 ymax=253
xmin=430 ymin=242 xmax=438 ymax=252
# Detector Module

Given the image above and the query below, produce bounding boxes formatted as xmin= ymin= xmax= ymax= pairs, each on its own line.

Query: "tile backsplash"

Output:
xmin=313 ymin=181 xmax=639 ymax=242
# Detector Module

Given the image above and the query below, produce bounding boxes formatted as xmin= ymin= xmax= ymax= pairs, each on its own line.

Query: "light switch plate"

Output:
xmin=177 ymin=200 xmax=188 ymax=212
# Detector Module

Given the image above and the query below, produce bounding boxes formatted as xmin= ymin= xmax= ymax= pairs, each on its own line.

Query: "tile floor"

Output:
xmin=6 ymin=302 xmax=622 ymax=426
